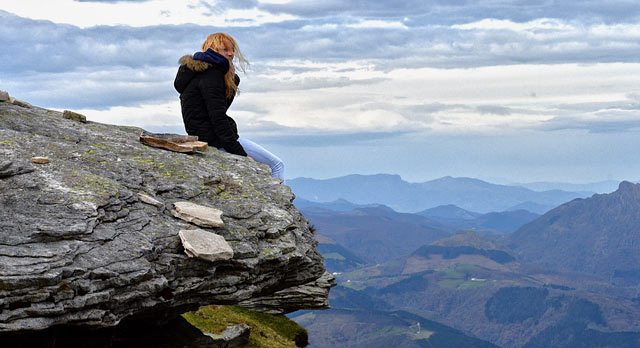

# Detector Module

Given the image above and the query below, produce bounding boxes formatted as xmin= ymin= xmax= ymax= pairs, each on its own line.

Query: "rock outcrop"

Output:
xmin=0 ymin=97 xmax=332 ymax=342
xmin=239 ymin=271 xmax=336 ymax=315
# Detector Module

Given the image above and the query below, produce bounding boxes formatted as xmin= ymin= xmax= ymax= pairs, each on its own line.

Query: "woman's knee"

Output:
xmin=271 ymin=158 xmax=285 ymax=180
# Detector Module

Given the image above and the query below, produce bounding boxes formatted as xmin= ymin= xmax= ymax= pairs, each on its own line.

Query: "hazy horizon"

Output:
xmin=2 ymin=1 xmax=639 ymax=183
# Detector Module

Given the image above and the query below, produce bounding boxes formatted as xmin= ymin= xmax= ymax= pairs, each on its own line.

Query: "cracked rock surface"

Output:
xmin=0 ymin=101 xmax=329 ymax=333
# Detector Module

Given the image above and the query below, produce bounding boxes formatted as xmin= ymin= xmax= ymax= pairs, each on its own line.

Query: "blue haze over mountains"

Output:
xmin=288 ymin=174 xmax=617 ymax=214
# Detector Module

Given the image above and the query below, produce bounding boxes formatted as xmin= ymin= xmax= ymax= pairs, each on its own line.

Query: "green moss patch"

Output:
xmin=182 ymin=305 xmax=308 ymax=348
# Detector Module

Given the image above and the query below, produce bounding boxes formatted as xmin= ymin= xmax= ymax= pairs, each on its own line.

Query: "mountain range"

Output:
xmin=291 ymin=177 xmax=640 ymax=348
xmin=289 ymin=174 xmax=597 ymax=213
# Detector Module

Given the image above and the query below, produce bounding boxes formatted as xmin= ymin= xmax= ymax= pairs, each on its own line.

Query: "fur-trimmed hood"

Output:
xmin=174 ymin=49 xmax=230 ymax=94
xmin=178 ymin=55 xmax=212 ymax=73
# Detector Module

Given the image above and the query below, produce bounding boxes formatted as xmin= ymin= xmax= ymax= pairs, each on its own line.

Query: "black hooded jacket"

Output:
xmin=174 ymin=50 xmax=247 ymax=156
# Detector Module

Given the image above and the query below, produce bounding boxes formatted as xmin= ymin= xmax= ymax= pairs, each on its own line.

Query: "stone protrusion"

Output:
xmin=137 ymin=193 xmax=164 ymax=208
xmin=172 ymin=201 xmax=225 ymax=228
xmin=178 ymin=229 xmax=234 ymax=262
xmin=0 ymin=91 xmax=32 ymax=108
xmin=239 ymin=271 xmax=336 ymax=314
xmin=63 ymin=110 xmax=87 ymax=123
xmin=204 ymin=323 xmax=251 ymax=348
xmin=0 ymin=159 xmax=35 ymax=178
xmin=10 ymin=98 xmax=33 ymax=108
xmin=31 ymin=157 xmax=51 ymax=164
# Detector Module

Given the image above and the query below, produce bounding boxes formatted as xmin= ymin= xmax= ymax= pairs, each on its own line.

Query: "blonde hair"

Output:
xmin=202 ymin=33 xmax=249 ymax=98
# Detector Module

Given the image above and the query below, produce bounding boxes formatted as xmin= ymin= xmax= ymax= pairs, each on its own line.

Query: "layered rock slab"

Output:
xmin=172 ymin=201 xmax=225 ymax=228
xmin=0 ymin=101 xmax=329 ymax=335
xmin=179 ymin=229 xmax=234 ymax=262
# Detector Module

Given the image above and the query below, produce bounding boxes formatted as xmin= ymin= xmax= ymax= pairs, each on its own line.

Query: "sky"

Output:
xmin=1 ymin=0 xmax=640 ymax=184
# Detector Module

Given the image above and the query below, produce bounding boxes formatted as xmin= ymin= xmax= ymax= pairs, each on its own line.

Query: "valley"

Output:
xmin=288 ymin=175 xmax=640 ymax=348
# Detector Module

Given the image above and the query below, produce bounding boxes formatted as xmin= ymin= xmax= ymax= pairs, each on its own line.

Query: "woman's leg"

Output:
xmin=238 ymin=138 xmax=285 ymax=181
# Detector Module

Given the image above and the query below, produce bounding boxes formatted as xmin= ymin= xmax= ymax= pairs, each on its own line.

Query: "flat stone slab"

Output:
xmin=179 ymin=229 xmax=234 ymax=262
xmin=137 ymin=193 xmax=164 ymax=208
xmin=0 ymin=90 xmax=8 ymax=102
xmin=139 ymin=131 xmax=208 ymax=153
xmin=11 ymin=98 xmax=33 ymax=108
xmin=31 ymin=157 xmax=51 ymax=164
xmin=172 ymin=201 xmax=224 ymax=228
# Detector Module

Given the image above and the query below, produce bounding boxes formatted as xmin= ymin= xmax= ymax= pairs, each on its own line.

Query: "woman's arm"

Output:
xmin=200 ymin=71 xmax=247 ymax=156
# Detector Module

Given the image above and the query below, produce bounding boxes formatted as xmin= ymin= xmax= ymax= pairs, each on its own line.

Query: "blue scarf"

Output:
xmin=193 ymin=48 xmax=229 ymax=72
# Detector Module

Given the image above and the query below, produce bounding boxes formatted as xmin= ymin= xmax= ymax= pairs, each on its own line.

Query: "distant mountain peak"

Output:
xmin=508 ymin=181 xmax=640 ymax=278
xmin=617 ymin=180 xmax=640 ymax=192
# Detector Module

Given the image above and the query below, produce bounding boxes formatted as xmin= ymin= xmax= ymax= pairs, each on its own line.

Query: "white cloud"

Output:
xmin=2 ymin=0 xmax=296 ymax=28
xmin=346 ymin=20 xmax=408 ymax=30
xmin=78 ymin=101 xmax=182 ymax=129
xmin=232 ymin=62 xmax=640 ymax=135
xmin=452 ymin=18 xmax=575 ymax=31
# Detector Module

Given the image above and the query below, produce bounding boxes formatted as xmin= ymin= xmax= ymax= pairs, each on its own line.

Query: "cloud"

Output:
xmin=74 ymin=0 xmax=151 ymax=2
xmin=540 ymin=114 xmax=640 ymax=134
xmin=4 ymin=67 xmax=177 ymax=109
xmin=540 ymin=95 xmax=640 ymax=133
xmin=3 ymin=8 xmax=640 ymax=77
xmin=0 ymin=11 xmax=208 ymax=73
xmin=257 ymin=0 xmax=640 ymax=25
xmin=251 ymin=130 xmax=413 ymax=147
xmin=2 ymin=6 xmax=640 ymax=138
xmin=477 ymin=105 xmax=513 ymax=116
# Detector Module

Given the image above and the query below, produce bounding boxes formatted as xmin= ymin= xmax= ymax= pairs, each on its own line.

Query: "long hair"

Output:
xmin=201 ymin=33 xmax=249 ymax=98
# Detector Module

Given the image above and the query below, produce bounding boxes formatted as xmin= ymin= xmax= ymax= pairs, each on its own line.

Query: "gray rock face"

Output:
xmin=0 ymin=101 xmax=330 ymax=334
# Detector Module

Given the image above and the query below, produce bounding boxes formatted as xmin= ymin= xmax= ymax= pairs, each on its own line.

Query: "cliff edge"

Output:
xmin=0 ymin=94 xmax=333 ymax=341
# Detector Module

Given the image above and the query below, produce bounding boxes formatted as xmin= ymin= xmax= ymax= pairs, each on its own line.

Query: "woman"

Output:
xmin=174 ymin=33 xmax=284 ymax=181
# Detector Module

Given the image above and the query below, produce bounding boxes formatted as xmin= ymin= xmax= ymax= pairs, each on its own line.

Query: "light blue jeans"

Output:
xmin=225 ymin=138 xmax=285 ymax=181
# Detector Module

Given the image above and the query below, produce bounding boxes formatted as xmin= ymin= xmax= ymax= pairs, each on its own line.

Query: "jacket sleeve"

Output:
xmin=199 ymin=71 xmax=247 ymax=156
xmin=174 ymin=65 xmax=193 ymax=94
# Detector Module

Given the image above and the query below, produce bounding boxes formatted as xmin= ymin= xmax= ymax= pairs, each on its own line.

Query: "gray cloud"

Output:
xmin=477 ymin=105 xmax=513 ymax=116
xmin=3 ymin=67 xmax=177 ymax=109
xmin=405 ymin=103 xmax=465 ymax=114
xmin=244 ymin=74 xmax=388 ymax=93
xmin=258 ymin=0 xmax=640 ymax=24
xmin=555 ymin=96 xmax=640 ymax=113
xmin=0 ymin=11 xmax=210 ymax=74
xmin=540 ymin=112 xmax=640 ymax=133
xmin=2 ymin=8 xmax=639 ymax=76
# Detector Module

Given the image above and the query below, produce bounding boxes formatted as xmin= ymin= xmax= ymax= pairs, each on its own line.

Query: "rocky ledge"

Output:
xmin=0 ymin=94 xmax=333 ymax=344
